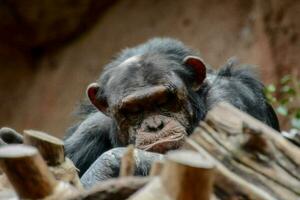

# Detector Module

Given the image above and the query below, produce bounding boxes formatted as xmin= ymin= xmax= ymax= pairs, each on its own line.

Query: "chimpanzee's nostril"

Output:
xmin=157 ymin=121 xmax=164 ymax=130
xmin=145 ymin=117 xmax=165 ymax=132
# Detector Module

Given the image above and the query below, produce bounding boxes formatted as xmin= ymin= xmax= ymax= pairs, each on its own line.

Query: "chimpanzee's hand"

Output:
xmin=0 ymin=127 xmax=23 ymax=146
xmin=80 ymin=147 xmax=163 ymax=188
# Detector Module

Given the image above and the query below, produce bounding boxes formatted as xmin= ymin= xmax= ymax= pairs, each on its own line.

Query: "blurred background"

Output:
xmin=0 ymin=0 xmax=299 ymax=137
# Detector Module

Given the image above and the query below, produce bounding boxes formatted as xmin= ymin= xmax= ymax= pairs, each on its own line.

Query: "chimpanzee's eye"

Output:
xmin=156 ymin=94 xmax=178 ymax=111
xmin=129 ymin=106 xmax=142 ymax=114
xmin=120 ymin=106 xmax=142 ymax=115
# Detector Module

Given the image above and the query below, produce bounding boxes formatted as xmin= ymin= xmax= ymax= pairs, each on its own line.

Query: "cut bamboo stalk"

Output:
xmin=0 ymin=144 xmax=57 ymax=199
xmin=23 ymin=129 xmax=65 ymax=166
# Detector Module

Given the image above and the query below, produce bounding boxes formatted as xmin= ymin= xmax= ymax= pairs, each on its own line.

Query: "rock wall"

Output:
xmin=0 ymin=0 xmax=299 ymax=137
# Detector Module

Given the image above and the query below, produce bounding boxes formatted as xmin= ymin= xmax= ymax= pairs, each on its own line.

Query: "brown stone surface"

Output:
xmin=0 ymin=0 xmax=114 ymax=48
xmin=0 ymin=0 xmax=299 ymax=137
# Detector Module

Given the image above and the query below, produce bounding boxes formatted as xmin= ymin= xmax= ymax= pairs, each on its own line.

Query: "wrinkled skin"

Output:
xmin=86 ymin=54 xmax=202 ymax=155
xmin=110 ymin=76 xmax=193 ymax=153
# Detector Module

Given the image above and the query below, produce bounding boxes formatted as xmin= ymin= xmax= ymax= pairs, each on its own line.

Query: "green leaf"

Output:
xmin=279 ymin=98 xmax=289 ymax=105
xmin=295 ymin=110 xmax=300 ymax=119
xmin=281 ymin=85 xmax=296 ymax=95
xmin=280 ymin=75 xmax=291 ymax=85
xmin=265 ymin=93 xmax=277 ymax=103
xmin=266 ymin=84 xmax=276 ymax=93
xmin=291 ymin=118 xmax=300 ymax=129
xmin=276 ymin=106 xmax=288 ymax=116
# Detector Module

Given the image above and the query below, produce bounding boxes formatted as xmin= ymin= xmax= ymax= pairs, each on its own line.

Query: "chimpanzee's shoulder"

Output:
xmin=207 ymin=58 xmax=264 ymax=92
xmin=218 ymin=61 xmax=264 ymax=90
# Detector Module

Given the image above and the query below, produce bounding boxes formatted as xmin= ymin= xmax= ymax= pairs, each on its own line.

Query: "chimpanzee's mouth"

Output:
xmin=135 ymin=120 xmax=186 ymax=154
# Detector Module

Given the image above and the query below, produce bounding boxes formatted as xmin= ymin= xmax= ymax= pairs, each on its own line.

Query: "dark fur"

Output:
xmin=64 ymin=38 xmax=279 ymax=176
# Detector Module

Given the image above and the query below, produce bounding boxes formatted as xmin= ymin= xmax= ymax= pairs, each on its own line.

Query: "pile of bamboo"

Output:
xmin=0 ymin=102 xmax=299 ymax=200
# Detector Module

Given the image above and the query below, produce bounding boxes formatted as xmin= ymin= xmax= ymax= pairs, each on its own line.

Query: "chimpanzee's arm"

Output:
xmin=80 ymin=148 xmax=163 ymax=188
xmin=64 ymin=112 xmax=113 ymax=176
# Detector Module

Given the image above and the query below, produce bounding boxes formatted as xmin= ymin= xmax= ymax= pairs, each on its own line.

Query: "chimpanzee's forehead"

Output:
xmin=104 ymin=54 xmax=183 ymax=104
xmin=107 ymin=55 xmax=175 ymax=87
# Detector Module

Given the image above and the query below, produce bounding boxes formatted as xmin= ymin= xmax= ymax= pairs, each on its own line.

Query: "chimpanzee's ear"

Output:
xmin=87 ymin=83 xmax=108 ymax=114
xmin=183 ymin=56 xmax=206 ymax=91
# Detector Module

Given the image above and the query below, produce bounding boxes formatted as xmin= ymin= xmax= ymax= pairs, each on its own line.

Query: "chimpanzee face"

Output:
xmin=87 ymin=54 xmax=206 ymax=153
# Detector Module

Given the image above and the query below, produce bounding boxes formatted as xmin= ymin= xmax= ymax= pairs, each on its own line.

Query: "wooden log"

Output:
xmin=23 ymin=129 xmax=82 ymax=189
xmin=0 ymin=144 xmax=57 ymax=199
xmin=23 ymin=129 xmax=64 ymax=166
xmin=161 ymin=150 xmax=215 ymax=200
xmin=67 ymin=176 xmax=151 ymax=200
xmin=129 ymin=150 xmax=215 ymax=200
xmin=149 ymin=160 xmax=164 ymax=176
xmin=184 ymin=102 xmax=300 ymax=200
xmin=49 ymin=158 xmax=82 ymax=190
xmin=120 ymin=145 xmax=135 ymax=177
xmin=185 ymin=138 xmax=277 ymax=200
xmin=206 ymin=102 xmax=300 ymax=166
xmin=128 ymin=177 xmax=171 ymax=200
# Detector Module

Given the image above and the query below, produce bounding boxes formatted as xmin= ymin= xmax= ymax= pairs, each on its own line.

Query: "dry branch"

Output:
xmin=185 ymin=102 xmax=300 ymax=200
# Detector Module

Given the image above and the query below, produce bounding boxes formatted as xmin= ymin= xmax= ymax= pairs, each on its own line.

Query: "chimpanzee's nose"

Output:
xmin=144 ymin=116 xmax=164 ymax=132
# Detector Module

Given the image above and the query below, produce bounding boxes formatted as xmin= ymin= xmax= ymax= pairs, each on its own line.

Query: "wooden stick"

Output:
xmin=149 ymin=160 xmax=164 ymax=176
xmin=199 ymin=102 xmax=300 ymax=198
xmin=185 ymin=138 xmax=278 ymax=200
xmin=23 ymin=129 xmax=65 ymax=166
xmin=49 ymin=158 xmax=82 ymax=190
xmin=120 ymin=145 xmax=135 ymax=177
xmin=0 ymin=144 xmax=57 ymax=199
xmin=128 ymin=177 xmax=171 ymax=200
xmin=68 ymin=177 xmax=151 ymax=200
xmin=129 ymin=150 xmax=215 ymax=200
xmin=206 ymin=102 xmax=300 ymax=166
xmin=161 ymin=150 xmax=215 ymax=200
xmin=23 ymin=130 xmax=82 ymax=189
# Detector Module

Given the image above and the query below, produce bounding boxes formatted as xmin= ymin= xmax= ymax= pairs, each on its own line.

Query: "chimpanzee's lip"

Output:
xmin=137 ymin=132 xmax=186 ymax=154
xmin=135 ymin=120 xmax=187 ymax=154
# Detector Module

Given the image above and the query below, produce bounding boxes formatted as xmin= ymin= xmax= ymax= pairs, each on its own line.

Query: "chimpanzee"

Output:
xmin=63 ymin=38 xmax=279 ymax=183
xmin=0 ymin=38 xmax=280 ymax=188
